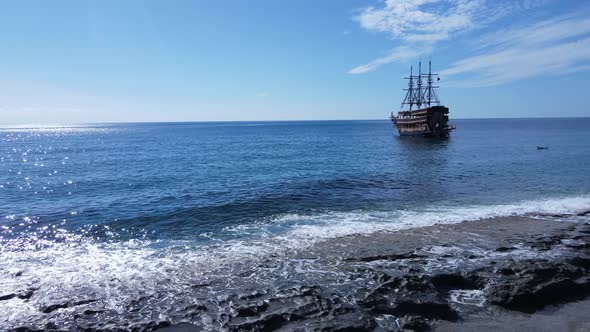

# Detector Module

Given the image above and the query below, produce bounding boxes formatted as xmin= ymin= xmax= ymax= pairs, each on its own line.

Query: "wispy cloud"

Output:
xmin=256 ymin=91 xmax=270 ymax=97
xmin=349 ymin=0 xmax=487 ymax=74
xmin=355 ymin=0 xmax=483 ymax=42
xmin=349 ymin=0 xmax=551 ymax=75
xmin=348 ymin=46 xmax=428 ymax=74
xmin=441 ymin=12 xmax=590 ymax=86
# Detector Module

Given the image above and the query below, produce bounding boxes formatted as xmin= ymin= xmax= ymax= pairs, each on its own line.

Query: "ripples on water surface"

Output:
xmin=1 ymin=119 xmax=590 ymax=329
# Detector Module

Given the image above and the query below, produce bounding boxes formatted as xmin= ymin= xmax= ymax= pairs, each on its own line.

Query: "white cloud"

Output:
xmin=355 ymin=0 xmax=482 ymax=42
xmin=348 ymin=46 xmax=428 ymax=74
xmin=349 ymin=0 xmax=552 ymax=75
xmin=256 ymin=91 xmax=270 ymax=97
xmin=349 ymin=0 xmax=485 ymax=74
xmin=441 ymin=12 xmax=590 ymax=86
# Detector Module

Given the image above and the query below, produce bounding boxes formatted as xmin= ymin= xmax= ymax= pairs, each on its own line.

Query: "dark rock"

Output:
xmin=236 ymin=301 xmax=268 ymax=317
xmin=569 ymin=256 xmax=590 ymax=270
xmin=233 ymin=312 xmax=303 ymax=331
xmin=83 ymin=309 xmax=105 ymax=315
xmin=321 ymin=315 xmax=377 ymax=332
xmin=400 ymin=315 xmax=431 ymax=332
xmin=497 ymin=267 xmax=516 ymax=275
xmin=155 ymin=323 xmax=202 ymax=332
xmin=17 ymin=290 xmax=34 ymax=300
xmin=191 ymin=283 xmax=210 ymax=289
xmin=41 ymin=299 xmax=98 ymax=313
xmin=486 ymin=260 xmax=590 ymax=313
xmin=347 ymin=252 xmax=426 ymax=262
xmin=182 ymin=303 xmax=208 ymax=314
xmin=129 ymin=321 xmax=171 ymax=332
xmin=495 ymin=246 xmax=517 ymax=252
xmin=227 ymin=285 xmax=376 ymax=332
xmin=44 ymin=322 xmax=64 ymax=331
xmin=238 ymin=289 xmax=269 ymax=301
xmin=566 ymin=243 xmax=590 ymax=250
xmin=41 ymin=303 xmax=69 ymax=314
xmin=529 ymin=235 xmax=568 ymax=251
xmin=0 ymin=293 xmax=16 ymax=301
xmin=362 ymin=275 xmax=461 ymax=324
xmin=392 ymin=301 xmax=459 ymax=322
xmin=431 ymin=273 xmax=480 ymax=291
xmin=9 ymin=328 xmax=44 ymax=332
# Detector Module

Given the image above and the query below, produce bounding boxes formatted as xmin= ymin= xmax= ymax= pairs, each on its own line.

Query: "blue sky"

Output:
xmin=0 ymin=0 xmax=589 ymax=123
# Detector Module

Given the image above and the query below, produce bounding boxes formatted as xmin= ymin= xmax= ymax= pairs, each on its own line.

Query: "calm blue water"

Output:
xmin=2 ymin=118 xmax=590 ymax=329
xmin=1 ymin=118 xmax=590 ymax=244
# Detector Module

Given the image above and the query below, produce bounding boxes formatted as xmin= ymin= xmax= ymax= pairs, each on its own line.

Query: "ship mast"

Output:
xmin=401 ymin=60 xmax=441 ymax=111
xmin=416 ymin=61 xmax=423 ymax=108
xmin=423 ymin=60 xmax=440 ymax=106
xmin=401 ymin=66 xmax=415 ymax=111
xmin=427 ymin=60 xmax=432 ymax=106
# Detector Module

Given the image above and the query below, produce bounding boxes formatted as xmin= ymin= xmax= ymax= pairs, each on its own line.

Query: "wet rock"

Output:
xmin=393 ymin=301 xmax=459 ymax=322
xmin=182 ymin=303 xmax=208 ymax=316
xmin=399 ymin=315 xmax=431 ymax=332
xmin=128 ymin=321 xmax=172 ymax=332
xmin=565 ymin=242 xmax=590 ymax=250
xmin=347 ymin=252 xmax=426 ymax=262
xmin=156 ymin=323 xmax=202 ymax=332
xmin=41 ymin=303 xmax=69 ymax=314
xmin=529 ymin=235 xmax=568 ymax=251
xmin=495 ymin=246 xmax=517 ymax=252
xmin=9 ymin=328 xmax=44 ymax=332
xmin=319 ymin=314 xmax=377 ymax=332
xmin=18 ymin=290 xmax=34 ymax=300
xmin=569 ymin=256 xmax=590 ymax=270
xmin=235 ymin=301 xmax=268 ymax=317
xmin=233 ymin=312 xmax=303 ymax=331
xmin=43 ymin=322 xmax=67 ymax=332
xmin=430 ymin=273 xmax=480 ymax=292
xmin=486 ymin=260 xmax=590 ymax=313
xmin=238 ymin=289 xmax=269 ymax=301
xmin=191 ymin=283 xmax=210 ymax=289
xmin=41 ymin=299 xmax=97 ymax=314
xmin=227 ymin=285 xmax=376 ymax=331
xmin=496 ymin=267 xmax=516 ymax=276
xmin=83 ymin=309 xmax=104 ymax=315
xmin=362 ymin=274 xmax=461 ymax=323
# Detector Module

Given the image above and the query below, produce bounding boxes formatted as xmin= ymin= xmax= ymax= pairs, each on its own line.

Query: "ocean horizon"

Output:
xmin=2 ymin=116 xmax=590 ymax=127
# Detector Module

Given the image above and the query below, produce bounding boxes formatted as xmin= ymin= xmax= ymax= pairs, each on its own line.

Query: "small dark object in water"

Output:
xmin=536 ymin=146 xmax=548 ymax=150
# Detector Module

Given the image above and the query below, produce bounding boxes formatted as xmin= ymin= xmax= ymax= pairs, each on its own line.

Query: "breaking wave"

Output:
xmin=1 ymin=195 xmax=590 ymax=329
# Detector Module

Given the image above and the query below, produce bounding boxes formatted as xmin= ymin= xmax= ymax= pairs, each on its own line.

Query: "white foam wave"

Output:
xmin=1 ymin=195 xmax=589 ymax=328
xmin=274 ymin=195 xmax=590 ymax=242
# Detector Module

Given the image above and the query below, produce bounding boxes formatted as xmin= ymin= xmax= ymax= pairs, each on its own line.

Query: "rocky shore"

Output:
xmin=5 ymin=213 xmax=590 ymax=331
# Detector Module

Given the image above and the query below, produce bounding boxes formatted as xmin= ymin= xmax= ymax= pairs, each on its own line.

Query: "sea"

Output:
xmin=1 ymin=118 xmax=590 ymax=330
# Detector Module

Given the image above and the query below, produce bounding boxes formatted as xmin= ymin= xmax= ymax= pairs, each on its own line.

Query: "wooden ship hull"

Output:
xmin=391 ymin=105 xmax=455 ymax=137
xmin=392 ymin=60 xmax=455 ymax=138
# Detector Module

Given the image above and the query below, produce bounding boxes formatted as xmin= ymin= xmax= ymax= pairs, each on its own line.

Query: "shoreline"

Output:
xmin=4 ymin=213 xmax=590 ymax=331
xmin=149 ymin=214 xmax=590 ymax=331
xmin=203 ymin=214 xmax=590 ymax=331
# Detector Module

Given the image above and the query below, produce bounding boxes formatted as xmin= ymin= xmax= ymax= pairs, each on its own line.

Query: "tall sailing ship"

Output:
xmin=391 ymin=61 xmax=455 ymax=137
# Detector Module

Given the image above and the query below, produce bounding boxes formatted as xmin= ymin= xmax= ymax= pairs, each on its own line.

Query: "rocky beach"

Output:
xmin=4 ymin=211 xmax=590 ymax=331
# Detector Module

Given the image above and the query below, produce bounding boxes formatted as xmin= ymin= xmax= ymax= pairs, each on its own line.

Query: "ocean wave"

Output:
xmin=252 ymin=194 xmax=590 ymax=242
xmin=1 ymin=195 xmax=589 ymax=329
